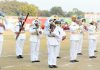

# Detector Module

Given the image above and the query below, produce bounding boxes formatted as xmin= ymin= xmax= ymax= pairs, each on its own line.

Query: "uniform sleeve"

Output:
xmin=44 ymin=29 xmax=50 ymax=36
xmin=4 ymin=19 xmax=15 ymax=32
xmin=60 ymin=28 xmax=66 ymax=36
xmin=44 ymin=25 xmax=50 ymax=36
xmin=14 ymin=25 xmax=20 ymax=32
xmin=39 ymin=27 xmax=43 ymax=34
xmin=29 ymin=26 xmax=35 ymax=33
xmin=87 ymin=26 xmax=95 ymax=34
xmin=52 ymin=27 xmax=60 ymax=38
xmin=0 ymin=26 xmax=4 ymax=33
xmin=69 ymin=25 xmax=74 ymax=32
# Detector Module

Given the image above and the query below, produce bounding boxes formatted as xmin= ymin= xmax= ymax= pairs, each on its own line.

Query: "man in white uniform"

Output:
xmin=29 ymin=19 xmax=43 ymax=63
xmin=93 ymin=21 xmax=98 ymax=52
xmin=0 ymin=16 xmax=5 ymax=57
xmin=55 ymin=20 xmax=66 ymax=58
xmin=77 ymin=18 xmax=85 ymax=55
xmin=88 ymin=22 xmax=97 ymax=58
xmin=15 ymin=16 xmax=26 ymax=59
xmin=69 ymin=16 xmax=80 ymax=62
xmin=45 ymin=19 xmax=60 ymax=68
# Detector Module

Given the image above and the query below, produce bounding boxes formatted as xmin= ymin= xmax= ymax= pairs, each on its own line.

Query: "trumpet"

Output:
xmin=49 ymin=22 xmax=56 ymax=33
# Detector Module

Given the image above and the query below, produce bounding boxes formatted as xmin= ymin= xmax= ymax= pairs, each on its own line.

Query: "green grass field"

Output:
xmin=0 ymin=30 xmax=100 ymax=70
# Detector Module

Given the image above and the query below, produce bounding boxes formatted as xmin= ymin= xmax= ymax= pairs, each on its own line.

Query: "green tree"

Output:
xmin=50 ymin=6 xmax=65 ymax=16
xmin=0 ymin=0 xmax=39 ymax=16
xmin=39 ymin=10 xmax=51 ymax=17
xmin=19 ymin=4 xmax=38 ymax=16
xmin=66 ymin=8 xmax=84 ymax=17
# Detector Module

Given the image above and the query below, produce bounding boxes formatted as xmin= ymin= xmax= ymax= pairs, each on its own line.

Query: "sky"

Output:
xmin=17 ymin=0 xmax=100 ymax=13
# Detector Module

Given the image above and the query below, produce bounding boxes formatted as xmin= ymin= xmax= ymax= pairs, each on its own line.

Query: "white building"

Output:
xmin=85 ymin=12 xmax=100 ymax=21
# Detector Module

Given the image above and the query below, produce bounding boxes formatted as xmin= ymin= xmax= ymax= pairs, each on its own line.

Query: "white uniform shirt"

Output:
xmin=69 ymin=22 xmax=80 ymax=40
xmin=0 ymin=26 xmax=4 ymax=34
xmin=29 ymin=25 xmax=43 ymax=42
xmin=88 ymin=25 xmax=96 ymax=39
xmin=45 ymin=27 xmax=60 ymax=46
xmin=14 ymin=22 xmax=26 ymax=40
xmin=79 ymin=25 xmax=84 ymax=34
xmin=56 ymin=26 xmax=66 ymax=41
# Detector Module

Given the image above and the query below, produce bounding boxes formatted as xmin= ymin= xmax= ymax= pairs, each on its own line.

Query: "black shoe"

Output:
xmin=74 ymin=60 xmax=79 ymax=62
xmin=35 ymin=60 xmax=40 ymax=62
xmin=70 ymin=60 xmax=75 ymax=63
xmin=32 ymin=61 xmax=36 ymax=63
xmin=53 ymin=65 xmax=58 ymax=68
xmin=70 ymin=60 xmax=79 ymax=63
xmin=94 ymin=50 xmax=98 ymax=52
xmin=48 ymin=65 xmax=53 ymax=68
xmin=77 ymin=53 xmax=83 ymax=55
xmin=93 ymin=56 xmax=96 ymax=58
xmin=17 ymin=56 xmax=20 ymax=59
xmin=89 ymin=56 xmax=96 ymax=58
xmin=57 ymin=56 xmax=61 ymax=59
xmin=17 ymin=55 xmax=23 ymax=59
xmin=19 ymin=55 xmax=23 ymax=58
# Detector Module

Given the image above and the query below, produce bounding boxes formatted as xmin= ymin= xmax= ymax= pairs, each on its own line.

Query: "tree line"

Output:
xmin=0 ymin=0 xmax=84 ymax=17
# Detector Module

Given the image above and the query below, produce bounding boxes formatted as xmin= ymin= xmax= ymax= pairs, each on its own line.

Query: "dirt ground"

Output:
xmin=0 ymin=31 xmax=100 ymax=70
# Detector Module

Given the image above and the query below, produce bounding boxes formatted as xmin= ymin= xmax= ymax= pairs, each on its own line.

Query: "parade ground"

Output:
xmin=0 ymin=0 xmax=100 ymax=70
xmin=0 ymin=30 xmax=100 ymax=70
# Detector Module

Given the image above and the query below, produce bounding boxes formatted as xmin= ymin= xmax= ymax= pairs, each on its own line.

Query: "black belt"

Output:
xmin=48 ymin=35 xmax=55 ymax=37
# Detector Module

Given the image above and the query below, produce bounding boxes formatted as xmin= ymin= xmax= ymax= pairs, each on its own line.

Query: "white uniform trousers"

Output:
xmin=94 ymin=40 xmax=97 ymax=51
xmin=30 ymin=41 xmax=40 ymax=61
xmin=56 ymin=42 xmax=61 ymax=57
xmin=0 ymin=35 xmax=3 ymax=57
xmin=77 ymin=34 xmax=83 ymax=53
xmin=16 ymin=39 xmax=25 ymax=56
xmin=70 ymin=40 xmax=79 ymax=60
xmin=94 ymin=36 xmax=98 ymax=51
xmin=48 ymin=45 xmax=57 ymax=65
xmin=88 ymin=39 xmax=96 ymax=56
xmin=0 ymin=41 xmax=3 ymax=57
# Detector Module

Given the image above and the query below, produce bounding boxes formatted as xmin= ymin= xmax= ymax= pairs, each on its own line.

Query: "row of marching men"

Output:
xmin=0 ymin=15 xmax=66 ymax=68
xmin=69 ymin=16 xmax=98 ymax=63
xmin=0 ymin=15 xmax=99 ymax=68
xmin=45 ymin=16 xmax=98 ymax=68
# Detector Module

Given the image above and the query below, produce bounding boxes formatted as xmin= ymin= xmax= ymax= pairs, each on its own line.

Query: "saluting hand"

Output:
xmin=62 ymin=36 xmax=66 ymax=41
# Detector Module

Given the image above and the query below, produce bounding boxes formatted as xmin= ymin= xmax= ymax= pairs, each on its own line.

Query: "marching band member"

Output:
xmin=0 ymin=15 xmax=5 ymax=57
xmin=14 ymin=16 xmax=26 ymax=59
xmin=45 ymin=18 xmax=60 ymax=68
xmin=88 ymin=22 xmax=97 ymax=58
xmin=55 ymin=20 xmax=66 ymax=58
xmin=69 ymin=16 xmax=80 ymax=62
xmin=77 ymin=18 xmax=85 ymax=55
xmin=29 ymin=19 xmax=43 ymax=63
